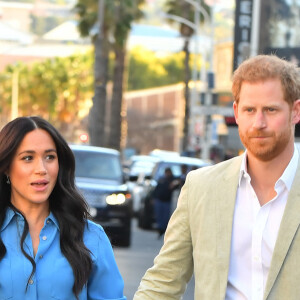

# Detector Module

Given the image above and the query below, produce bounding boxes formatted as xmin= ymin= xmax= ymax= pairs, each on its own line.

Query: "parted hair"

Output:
xmin=232 ymin=54 xmax=300 ymax=107
xmin=0 ymin=116 xmax=92 ymax=299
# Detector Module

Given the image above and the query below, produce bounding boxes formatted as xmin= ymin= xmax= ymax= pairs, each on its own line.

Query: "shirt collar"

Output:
xmin=1 ymin=207 xmax=17 ymax=232
xmin=1 ymin=207 xmax=60 ymax=232
xmin=238 ymin=144 xmax=299 ymax=191
xmin=45 ymin=211 xmax=60 ymax=230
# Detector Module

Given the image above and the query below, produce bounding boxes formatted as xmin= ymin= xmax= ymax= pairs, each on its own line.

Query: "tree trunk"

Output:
xmin=182 ymin=37 xmax=191 ymax=153
xmin=88 ymin=30 xmax=109 ymax=147
xmin=107 ymin=47 xmax=126 ymax=151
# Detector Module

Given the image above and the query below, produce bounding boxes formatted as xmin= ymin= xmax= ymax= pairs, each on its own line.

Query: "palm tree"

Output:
xmin=164 ymin=0 xmax=210 ymax=153
xmin=107 ymin=0 xmax=144 ymax=150
xmin=75 ymin=0 xmax=111 ymax=147
xmin=75 ymin=0 xmax=145 ymax=149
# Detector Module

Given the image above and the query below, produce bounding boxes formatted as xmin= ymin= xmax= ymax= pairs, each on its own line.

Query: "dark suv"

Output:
xmin=71 ymin=144 xmax=133 ymax=247
xmin=137 ymin=155 xmax=211 ymax=229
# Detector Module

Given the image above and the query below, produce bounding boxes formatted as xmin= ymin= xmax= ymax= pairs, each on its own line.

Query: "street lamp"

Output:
xmin=160 ymin=0 xmax=213 ymax=158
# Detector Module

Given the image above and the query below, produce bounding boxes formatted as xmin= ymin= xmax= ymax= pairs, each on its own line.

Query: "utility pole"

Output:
xmin=250 ymin=0 xmax=261 ymax=56
xmin=201 ymin=1 xmax=215 ymax=160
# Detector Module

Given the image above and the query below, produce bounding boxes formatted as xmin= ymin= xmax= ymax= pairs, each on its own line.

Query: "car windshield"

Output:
xmin=130 ymin=160 xmax=156 ymax=176
xmin=73 ymin=150 xmax=123 ymax=180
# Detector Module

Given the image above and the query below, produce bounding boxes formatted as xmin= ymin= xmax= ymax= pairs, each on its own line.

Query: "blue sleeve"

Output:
xmin=86 ymin=223 xmax=126 ymax=300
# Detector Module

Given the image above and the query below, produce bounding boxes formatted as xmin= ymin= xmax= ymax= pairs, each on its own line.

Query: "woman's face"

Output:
xmin=8 ymin=129 xmax=59 ymax=211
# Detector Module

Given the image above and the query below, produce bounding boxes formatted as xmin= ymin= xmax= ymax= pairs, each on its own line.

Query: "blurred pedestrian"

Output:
xmin=178 ymin=164 xmax=188 ymax=188
xmin=0 ymin=116 xmax=126 ymax=300
xmin=172 ymin=164 xmax=188 ymax=191
xmin=152 ymin=167 xmax=175 ymax=238
xmin=134 ymin=54 xmax=300 ymax=299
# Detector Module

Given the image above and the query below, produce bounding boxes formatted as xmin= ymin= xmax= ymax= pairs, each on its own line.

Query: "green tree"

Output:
xmin=127 ymin=46 xmax=184 ymax=90
xmin=0 ymin=54 xmax=93 ymax=141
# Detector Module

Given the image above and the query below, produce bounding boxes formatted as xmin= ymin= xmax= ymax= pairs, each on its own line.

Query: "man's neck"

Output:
xmin=246 ymin=146 xmax=294 ymax=205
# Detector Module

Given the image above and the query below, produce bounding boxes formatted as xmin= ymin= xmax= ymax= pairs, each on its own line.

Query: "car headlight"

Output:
xmin=106 ymin=193 xmax=131 ymax=205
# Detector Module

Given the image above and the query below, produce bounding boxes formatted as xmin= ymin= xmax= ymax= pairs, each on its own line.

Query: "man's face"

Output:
xmin=233 ymin=78 xmax=300 ymax=161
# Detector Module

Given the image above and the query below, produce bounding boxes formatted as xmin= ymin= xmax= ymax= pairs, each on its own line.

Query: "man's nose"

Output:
xmin=253 ymin=111 xmax=267 ymax=129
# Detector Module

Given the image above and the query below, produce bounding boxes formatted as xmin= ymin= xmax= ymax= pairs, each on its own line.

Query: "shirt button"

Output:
xmin=39 ymin=255 xmax=43 ymax=259
xmin=42 ymin=236 xmax=47 ymax=241
xmin=28 ymin=279 xmax=34 ymax=285
xmin=46 ymin=220 xmax=50 ymax=224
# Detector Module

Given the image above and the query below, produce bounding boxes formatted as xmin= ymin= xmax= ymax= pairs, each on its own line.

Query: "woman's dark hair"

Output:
xmin=0 ymin=116 xmax=92 ymax=299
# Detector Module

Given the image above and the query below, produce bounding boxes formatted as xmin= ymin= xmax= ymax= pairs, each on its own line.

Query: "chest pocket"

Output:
xmin=51 ymin=256 xmax=77 ymax=300
xmin=0 ymin=257 xmax=13 ymax=300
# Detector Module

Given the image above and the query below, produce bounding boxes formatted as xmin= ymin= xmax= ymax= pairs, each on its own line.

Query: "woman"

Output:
xmin=0 ymin=116 xmax=126 ymax=300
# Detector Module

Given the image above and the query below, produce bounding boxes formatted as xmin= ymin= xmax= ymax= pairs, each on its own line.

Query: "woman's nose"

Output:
xmin=35 ymin=159 xmax=47 ymax=174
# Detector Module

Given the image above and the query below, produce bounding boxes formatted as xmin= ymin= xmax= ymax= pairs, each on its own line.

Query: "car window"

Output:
xmin=73 ymin=151 xmax=122 ymax=180
xmin=130 ymin=160 xmax=156 ymax=176
xmin=154 ymin=163 xmax=182 ymax=180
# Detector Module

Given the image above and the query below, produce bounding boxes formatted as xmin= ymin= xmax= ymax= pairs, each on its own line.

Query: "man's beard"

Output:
xmin=239 ymin=126 xmax=293 ymax=161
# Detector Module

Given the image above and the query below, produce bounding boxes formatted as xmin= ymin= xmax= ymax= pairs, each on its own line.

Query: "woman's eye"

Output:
xmin=46 ymin=154 xmax=56 ymax=160
xmin=22 ymin=156 xmax=33 ymax=161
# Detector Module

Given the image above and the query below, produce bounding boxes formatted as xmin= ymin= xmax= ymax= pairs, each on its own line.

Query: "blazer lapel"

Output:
xmin=216 ymin=156 xmax=242 ymax=298
xmin=263 ymin=159 xmax=300 ymax=299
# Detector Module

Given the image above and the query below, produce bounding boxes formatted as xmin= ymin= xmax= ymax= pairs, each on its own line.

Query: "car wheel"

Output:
xmin=138 ymin=199 xmax=152 ymax=229
xmin=115 ymin=217 xmax=131 ymax=247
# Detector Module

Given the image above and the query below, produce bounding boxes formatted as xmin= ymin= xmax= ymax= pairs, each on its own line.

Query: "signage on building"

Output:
xmin=233 ymin=0 xmax=253 ymax=70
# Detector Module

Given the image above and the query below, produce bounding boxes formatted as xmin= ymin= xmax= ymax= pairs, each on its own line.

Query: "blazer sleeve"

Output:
xmin=133 ymin=172 xmax=194 ymax=300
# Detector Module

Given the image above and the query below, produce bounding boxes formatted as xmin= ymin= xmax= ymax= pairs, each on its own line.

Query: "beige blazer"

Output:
xmin=133 ymin=155 xmax=300 ymax=300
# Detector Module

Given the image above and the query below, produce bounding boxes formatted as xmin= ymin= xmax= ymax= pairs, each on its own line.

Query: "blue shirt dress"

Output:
xmin=0 ymin=208 xmax=126 ymax=300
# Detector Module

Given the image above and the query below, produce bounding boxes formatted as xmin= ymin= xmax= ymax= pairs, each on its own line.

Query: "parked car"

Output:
xmin=137 ymin=156 xmax=211 ymax=229
xmin=125 ymin=155 xmax=160 ymax=214
xmin=70 ymin=144 xmax=133 ymax=247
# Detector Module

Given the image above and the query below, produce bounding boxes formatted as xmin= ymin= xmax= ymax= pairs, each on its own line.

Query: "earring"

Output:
xmin=6 ymin=175 xmax=10 ymax=184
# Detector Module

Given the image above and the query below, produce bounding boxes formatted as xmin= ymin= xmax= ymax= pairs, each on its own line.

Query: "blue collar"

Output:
xmin=1 ymin=207 xmax=60 ymax=232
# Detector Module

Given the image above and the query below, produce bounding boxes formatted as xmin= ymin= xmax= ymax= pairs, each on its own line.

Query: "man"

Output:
xmin=133 ymin=55 xmax=300 ymax=300
xmin=153 ymin=167 xmax=175 ymax=238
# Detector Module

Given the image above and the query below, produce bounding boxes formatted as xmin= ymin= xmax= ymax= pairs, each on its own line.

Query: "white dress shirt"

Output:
xmin=226 ymin=145 xmax=299 ymax=300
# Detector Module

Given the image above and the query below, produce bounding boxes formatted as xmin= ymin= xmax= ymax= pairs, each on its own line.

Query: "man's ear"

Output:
xmin=292 ymin=99 xmax=300 ymax=124
xmin=233 ymin=101 xmax=239 ymax=125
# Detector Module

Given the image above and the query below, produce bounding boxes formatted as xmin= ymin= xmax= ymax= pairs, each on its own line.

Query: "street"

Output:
xmin=114 ymin=219 xmax=195 ymax=300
